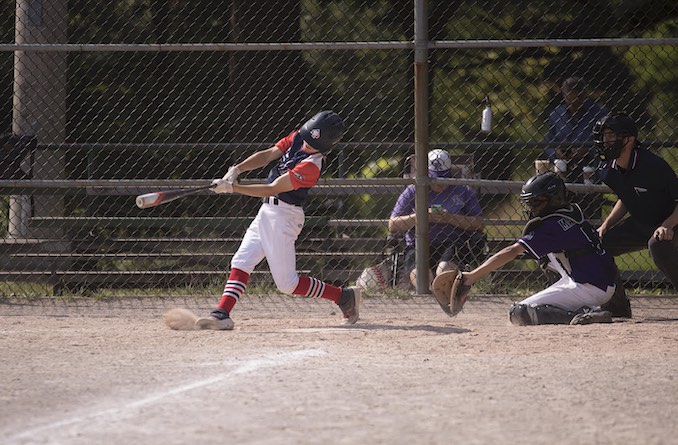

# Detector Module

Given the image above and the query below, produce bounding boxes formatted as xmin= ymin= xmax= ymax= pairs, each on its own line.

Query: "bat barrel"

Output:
xmin=135 ymin=185 xmax=213 ymax=209
xmin=136 ymin=192 xmax=162 ymax=209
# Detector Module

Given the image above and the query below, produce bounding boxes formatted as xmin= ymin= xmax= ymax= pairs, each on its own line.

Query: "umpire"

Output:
xmin=593 ymin=113 xmax=678 ymax=289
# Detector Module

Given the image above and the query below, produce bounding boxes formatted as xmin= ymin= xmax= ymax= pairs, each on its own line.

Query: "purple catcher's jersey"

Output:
xmin=517 ymin=205 xmax=616 ymax=291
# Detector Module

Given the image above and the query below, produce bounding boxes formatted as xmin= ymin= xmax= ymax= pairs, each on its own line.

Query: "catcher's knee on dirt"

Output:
xmin=509 ymin=303 xmax=582 ymax=326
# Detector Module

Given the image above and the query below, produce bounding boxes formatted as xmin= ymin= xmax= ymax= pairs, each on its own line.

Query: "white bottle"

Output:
xmin=481 ymin=96 xmax=492 ymax=133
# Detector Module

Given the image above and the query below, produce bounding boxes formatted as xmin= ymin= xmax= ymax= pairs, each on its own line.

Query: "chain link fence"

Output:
xmin=0 ymin=0 xmax=676 ymax=298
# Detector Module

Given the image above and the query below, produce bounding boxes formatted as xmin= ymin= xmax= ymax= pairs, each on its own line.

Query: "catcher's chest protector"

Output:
xmin=522 ymin=204 xmax=585 ymax=237
xmin=521 ymin=204 xmax=600 ymax=265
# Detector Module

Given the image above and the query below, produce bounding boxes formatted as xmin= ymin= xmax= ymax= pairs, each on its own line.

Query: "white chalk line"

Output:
xmin=283 ymin=327 xmax=369 ymax=333
xmin=6 ymin=348 xmax=326 ymax=444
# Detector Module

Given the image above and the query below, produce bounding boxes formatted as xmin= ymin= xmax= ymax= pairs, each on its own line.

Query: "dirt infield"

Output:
xmin=2 ymin=295 xmax=678 ymax=445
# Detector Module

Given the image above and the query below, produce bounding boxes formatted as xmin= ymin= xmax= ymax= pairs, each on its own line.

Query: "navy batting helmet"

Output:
xmin=593 ymin=112 xmax=638 ymax=161
xmin=299 ymin=110 xmax=345 ymax=153
xmin=519 ymin=172 xmax=568 ymax=218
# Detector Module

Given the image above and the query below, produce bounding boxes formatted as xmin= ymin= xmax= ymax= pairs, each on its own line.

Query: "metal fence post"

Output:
xmin=414 ymin=0 xmax=431 ymax=295
xmin=11 ymin=0 xmax=67 ymax=239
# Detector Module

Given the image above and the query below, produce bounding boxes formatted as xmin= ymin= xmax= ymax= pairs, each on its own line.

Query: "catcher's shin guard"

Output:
xmin=509 ymin=303 xmax=584 ymax=326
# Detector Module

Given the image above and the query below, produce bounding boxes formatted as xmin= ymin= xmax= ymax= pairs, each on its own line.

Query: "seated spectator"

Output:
xmin=539 ymin=76 xmax=609 ymax=183
xmin=388 ymin=149 xmax=486 ymax=289
xmin=536 ymin=76 xmax=609 ymax=219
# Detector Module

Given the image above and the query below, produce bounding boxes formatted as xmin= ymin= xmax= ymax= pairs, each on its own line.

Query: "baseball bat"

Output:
xmin=136 ymin=184 xmax=215 ymax=209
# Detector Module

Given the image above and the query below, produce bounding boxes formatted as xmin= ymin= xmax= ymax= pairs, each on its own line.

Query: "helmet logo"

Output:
xmin=310 ymin=129 xmax=321 ymax=139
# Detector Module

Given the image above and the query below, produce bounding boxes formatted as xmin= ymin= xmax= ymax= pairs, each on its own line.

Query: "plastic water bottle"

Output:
xmin=481 ymin=96 xmax=492 ymax=133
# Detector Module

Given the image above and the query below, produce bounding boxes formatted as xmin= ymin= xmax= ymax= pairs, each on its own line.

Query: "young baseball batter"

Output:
xmin=195 ymin=110 xmax=361 ymax=330
xmin=459 ymin=172 xmax=618 ymax=325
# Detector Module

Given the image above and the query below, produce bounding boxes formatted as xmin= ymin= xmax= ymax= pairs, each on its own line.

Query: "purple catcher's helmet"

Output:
xmin=519 ymin=172 xmax=568 ymax=218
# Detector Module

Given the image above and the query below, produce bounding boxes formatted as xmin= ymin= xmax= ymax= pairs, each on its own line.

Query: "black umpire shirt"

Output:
xmin=598 ymin=148 xmax=678 ymax=227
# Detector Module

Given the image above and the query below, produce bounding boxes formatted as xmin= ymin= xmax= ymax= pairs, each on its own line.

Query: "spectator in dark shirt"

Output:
xmin=594 ymin=112 xmax=678 ymax=290
xmin=537 ymin=77 xmax=609 ymax=220
xmin=540 ymin=77 xmax=609 ymax=183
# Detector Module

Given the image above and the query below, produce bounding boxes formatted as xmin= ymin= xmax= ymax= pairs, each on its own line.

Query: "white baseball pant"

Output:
xmin=231 ymin=199 xmax=305 ymax=294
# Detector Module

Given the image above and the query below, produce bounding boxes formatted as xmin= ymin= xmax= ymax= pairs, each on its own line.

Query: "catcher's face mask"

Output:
xmin=521 ymin=196 xmax=548 ymax=219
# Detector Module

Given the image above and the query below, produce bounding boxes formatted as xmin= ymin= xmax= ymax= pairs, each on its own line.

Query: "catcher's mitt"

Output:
xmin=431 ymin=269 xmax=471 ymax=317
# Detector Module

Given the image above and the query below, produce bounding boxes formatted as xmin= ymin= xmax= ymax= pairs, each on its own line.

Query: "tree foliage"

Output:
xmin=0 ymin=0 xmax=674 ymax=149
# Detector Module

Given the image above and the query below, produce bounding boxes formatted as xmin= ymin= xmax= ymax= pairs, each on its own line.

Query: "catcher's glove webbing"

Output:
xmin=431 ymin=269 xmax=471 ymax=317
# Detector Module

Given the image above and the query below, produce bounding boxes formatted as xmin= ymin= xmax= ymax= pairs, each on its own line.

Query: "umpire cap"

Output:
xmin=299 ymin=110 xmax=345 ymax=153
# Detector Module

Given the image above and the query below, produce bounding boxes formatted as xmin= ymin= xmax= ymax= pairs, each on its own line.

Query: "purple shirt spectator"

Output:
xmin=390 ymin=184 xmax=483 ymax=247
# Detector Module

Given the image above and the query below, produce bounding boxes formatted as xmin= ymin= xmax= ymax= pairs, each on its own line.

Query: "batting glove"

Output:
xmin=222 ymin=166 xmax=241 ymax=183
xmin=210 ymin=178 xmax=233 ymax=194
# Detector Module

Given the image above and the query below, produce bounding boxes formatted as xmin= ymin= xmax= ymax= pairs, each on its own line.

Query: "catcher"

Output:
xmin=433 ymin=172 xmax=618 ymax=325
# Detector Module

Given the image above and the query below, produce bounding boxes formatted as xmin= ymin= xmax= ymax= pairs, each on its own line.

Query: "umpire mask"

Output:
xmin=593 ymin=113 xmax=638 ymax=161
